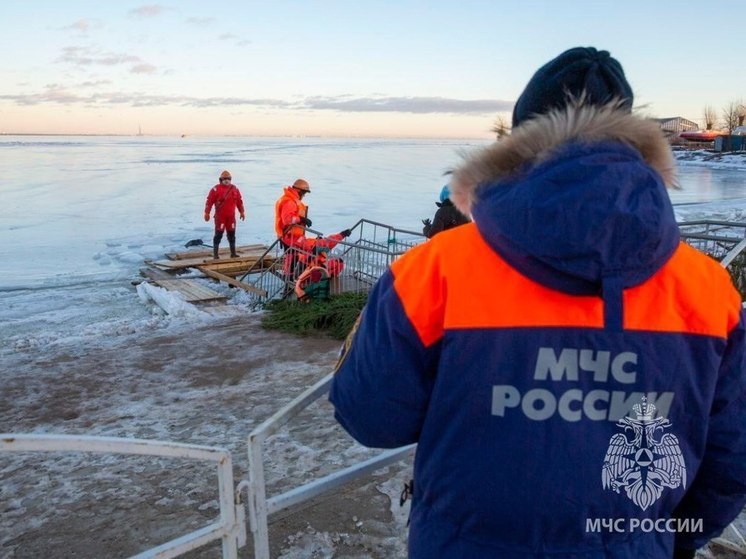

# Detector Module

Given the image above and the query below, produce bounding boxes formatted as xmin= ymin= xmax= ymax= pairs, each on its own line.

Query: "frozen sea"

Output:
xmin=1 ymin=136 xmax=746 ymax=558
xmin=2 ymin=137 xmax=746 ymax=347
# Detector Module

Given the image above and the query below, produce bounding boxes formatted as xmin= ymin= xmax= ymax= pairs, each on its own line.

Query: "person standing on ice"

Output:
xmin=330 ymin=47 xmax=746 ymax=559
xmin=204 ymin=170 xmax=245 ymax=259
xmin=421 ymin=185 xmax=470 ymax=238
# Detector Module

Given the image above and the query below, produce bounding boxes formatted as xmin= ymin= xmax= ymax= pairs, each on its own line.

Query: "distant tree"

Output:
xmin=722 ymin=99 xmax=745 ymax=151
xmin=703 ymin=105 xmax=718 ymax=130
xmin=722 ymin=100 xmax=744 ymax=133
xmin=738 ymin=103 xmax=746 ymax=127
xmin=491 ymin=115 xmax=511 ymax=140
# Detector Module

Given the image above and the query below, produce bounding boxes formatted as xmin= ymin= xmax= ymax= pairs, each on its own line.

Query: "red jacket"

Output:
xmin=205 ymin=183 xmax=244 ymax=222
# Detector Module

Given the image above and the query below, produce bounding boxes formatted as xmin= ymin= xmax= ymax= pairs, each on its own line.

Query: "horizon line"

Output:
xmin=0 ymin=132 xmax=493 ymax=141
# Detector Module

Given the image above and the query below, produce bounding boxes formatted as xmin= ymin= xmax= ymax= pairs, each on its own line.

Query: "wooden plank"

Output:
xmin=159 ymin=281 xmax=226 ymax=303
xmin=166 ymin=244 xmax=268 ymax=260
xmin=151 ymin=252 xmax=270 ymax=270
xmin=197 ymin=266 xmax=268 ymax=297
xmin=140 ymin=266 xmax=176 ymax=280
xmin=152 ymin=278 xmax=227 ymax=302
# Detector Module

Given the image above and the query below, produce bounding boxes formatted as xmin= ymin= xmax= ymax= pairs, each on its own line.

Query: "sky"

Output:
xmin=1 ymin=1 xmax=745 ymax=139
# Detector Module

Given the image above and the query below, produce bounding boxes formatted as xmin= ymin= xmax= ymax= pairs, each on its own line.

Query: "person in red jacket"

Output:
xmin=204 ymin=170 xmax=245 ymax=259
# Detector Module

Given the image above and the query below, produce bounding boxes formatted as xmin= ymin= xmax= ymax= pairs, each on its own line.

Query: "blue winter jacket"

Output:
xmin=330 ymin=105 xmax=746 ymax=558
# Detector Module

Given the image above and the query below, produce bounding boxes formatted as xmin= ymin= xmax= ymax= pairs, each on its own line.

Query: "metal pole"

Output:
xmin=248 ymin=433 xmax=270 ymax=559
xmin=217 ymin=454 xmax=239 ymax=559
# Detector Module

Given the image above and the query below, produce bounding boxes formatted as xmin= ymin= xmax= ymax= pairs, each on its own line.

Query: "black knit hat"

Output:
xmin=511 ymin=47 xmax=633 ymax=128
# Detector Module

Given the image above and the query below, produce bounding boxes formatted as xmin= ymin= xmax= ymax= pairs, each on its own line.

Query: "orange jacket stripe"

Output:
xmin=624 ymin=242 xmax=741 ymax=336
xmin=391 ymin=224 xmax=739 ymax=346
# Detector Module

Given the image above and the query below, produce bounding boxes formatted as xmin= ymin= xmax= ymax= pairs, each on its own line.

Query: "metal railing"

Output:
xmin=237 ymin=219 xmax=425 ymax=307
xmin=244 ymin=373 xmax=415 ymax=559
xmin=0 ymin=434 xmax=245 ymax=559
xmin=679 ymin=220 xmax=746 ymax=298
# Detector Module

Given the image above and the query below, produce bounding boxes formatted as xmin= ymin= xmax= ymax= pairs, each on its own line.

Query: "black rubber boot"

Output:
xmin=228 ymin=231 xmax=238 ymax=258
xmin=213 ymin=232 xmax=223 ymax=259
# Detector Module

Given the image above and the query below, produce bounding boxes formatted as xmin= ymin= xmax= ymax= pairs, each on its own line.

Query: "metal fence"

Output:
xmin=679 ymin=220 xmax=746 ymax=297
xmin=244 ymin=373 xmax=415 ymax=559
xmin=237 ymin=219 xmax=425 ymax=307
xmin=0 ymin=434 xmax=245 ymax=559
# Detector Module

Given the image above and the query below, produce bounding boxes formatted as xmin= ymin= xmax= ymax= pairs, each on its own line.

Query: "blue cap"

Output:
xmin=439 ymin=185 xmax=450 ymax=203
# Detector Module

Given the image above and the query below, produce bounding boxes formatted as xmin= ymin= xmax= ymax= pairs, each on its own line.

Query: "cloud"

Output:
xmin=216 ymin=33 xmax=252 ymax=47
xmin=186 ymin=17 xmax=216 ymax=25
xmin=130 ymin=64 xmax=158 ymax=74
xmin=0 ymin=89 xmax=510 ymax=115
xmin=303 ymin=96 xmax=513 ymax=115
xmin=57 ymin=46 xmax=141 ymax=66
xmin=60 ymin=19 xmax=92 ymax=32
xmin=129 ymin=4 xmax=166 ymax=18
xmin=79 ymin=79 xmax=112 ymax=88
xmin=1 ymin=84 xmax=87 ymax=106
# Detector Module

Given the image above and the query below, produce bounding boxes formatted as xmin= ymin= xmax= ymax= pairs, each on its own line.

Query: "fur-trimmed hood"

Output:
xmin=450 ymin=102 xmax=676 ymax=215
xmin=449 ymin=102 xmax=680 ymax=295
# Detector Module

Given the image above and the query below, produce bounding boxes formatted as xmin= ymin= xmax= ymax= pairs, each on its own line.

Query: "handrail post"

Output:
xmin=248 ymin=432 xmax=270 ymax=559
xmin=217 ymin=453 xmax=239 ymax=559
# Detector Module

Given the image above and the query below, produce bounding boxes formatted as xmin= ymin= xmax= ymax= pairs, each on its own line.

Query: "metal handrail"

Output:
xmin=236 ymin=219 xmax=426 ymax=305
xmin=0 ymin=434 xmax=245 ymax=559
xmin=244 ymin=373 xmax=414 ymax=559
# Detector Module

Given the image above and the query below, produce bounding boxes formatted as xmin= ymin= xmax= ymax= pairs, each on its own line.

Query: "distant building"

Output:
xmin=714 ymin=135 xmax=746 ymax=152
xmin=653 ymin=117 xmax=699 ymax=134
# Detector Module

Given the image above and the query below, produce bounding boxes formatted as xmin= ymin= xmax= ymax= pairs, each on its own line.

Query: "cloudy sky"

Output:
xmin=2 ymin=1 xmax=745 ymax=138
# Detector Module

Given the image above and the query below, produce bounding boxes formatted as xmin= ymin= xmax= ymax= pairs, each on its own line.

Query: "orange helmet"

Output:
xmin=220 ymin=170 xmax=232 ymax=180
xmin=292 ymin=178 xmax=311 ymax=192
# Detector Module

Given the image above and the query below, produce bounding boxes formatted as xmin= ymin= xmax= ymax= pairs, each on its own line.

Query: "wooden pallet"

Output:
xmin=140 ymin=267 xmax=227 ymax=303
xmin=165 ymin=244 xmax=268 ymax=260
xmin=149 ymin=253 xmax=270 ymax=271
xmin=151 ymin=278 xmax=227 ymax=303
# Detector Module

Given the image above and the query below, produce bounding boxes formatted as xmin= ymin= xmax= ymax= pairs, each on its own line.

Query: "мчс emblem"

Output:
xmin=602 ymin=397 xmax=686 ymax=510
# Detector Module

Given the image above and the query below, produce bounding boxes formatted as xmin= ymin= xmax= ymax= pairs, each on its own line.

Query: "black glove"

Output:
xmin=422 ymin=218 xmax=432 ymax=226
xmin=299 ymin=216 xmax=312 ymax=227
xmin=340 ymin=229 xmax=352 ymax=238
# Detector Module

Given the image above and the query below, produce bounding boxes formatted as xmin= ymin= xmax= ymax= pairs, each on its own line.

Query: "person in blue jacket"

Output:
xmin=330 ymin=46 xmax=746 ymax=559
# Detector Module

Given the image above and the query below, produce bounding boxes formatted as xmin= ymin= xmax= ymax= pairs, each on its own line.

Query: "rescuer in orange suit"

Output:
xmin=204 ymin=170 xmax=245 ymax=259
xmin=274 ymin=178 xmax=312 ymax=248
xmin=274 ymin=178 xmax=351 ymax=277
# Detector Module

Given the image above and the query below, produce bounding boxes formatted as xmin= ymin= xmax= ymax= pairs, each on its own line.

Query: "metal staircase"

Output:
xmin=237 ymin=218 xmax=425 ymax=307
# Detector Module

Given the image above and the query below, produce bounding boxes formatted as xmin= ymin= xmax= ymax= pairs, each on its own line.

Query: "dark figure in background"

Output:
xmin=421 ymin=185 xmax=470 ymax=238
xmin=330 ymin=47 xmax=746 ymax=559
xmin=204 ymin=170 xmax=245 ymax=259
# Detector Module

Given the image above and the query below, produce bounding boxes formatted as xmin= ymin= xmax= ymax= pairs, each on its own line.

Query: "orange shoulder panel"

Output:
xmin=392 ymin=226 xmax=740 ymax=340
xmin=391 ymin=241 xmax=446 ymax=347
xmin=624 ymin=242 xmax=741 ymax=338
xmin=391 ymin=224 xmax=604 ymax=343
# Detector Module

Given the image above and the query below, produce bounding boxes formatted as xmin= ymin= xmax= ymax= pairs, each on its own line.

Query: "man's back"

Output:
xmin=330 ymin=95 xmax=746 ymax=557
